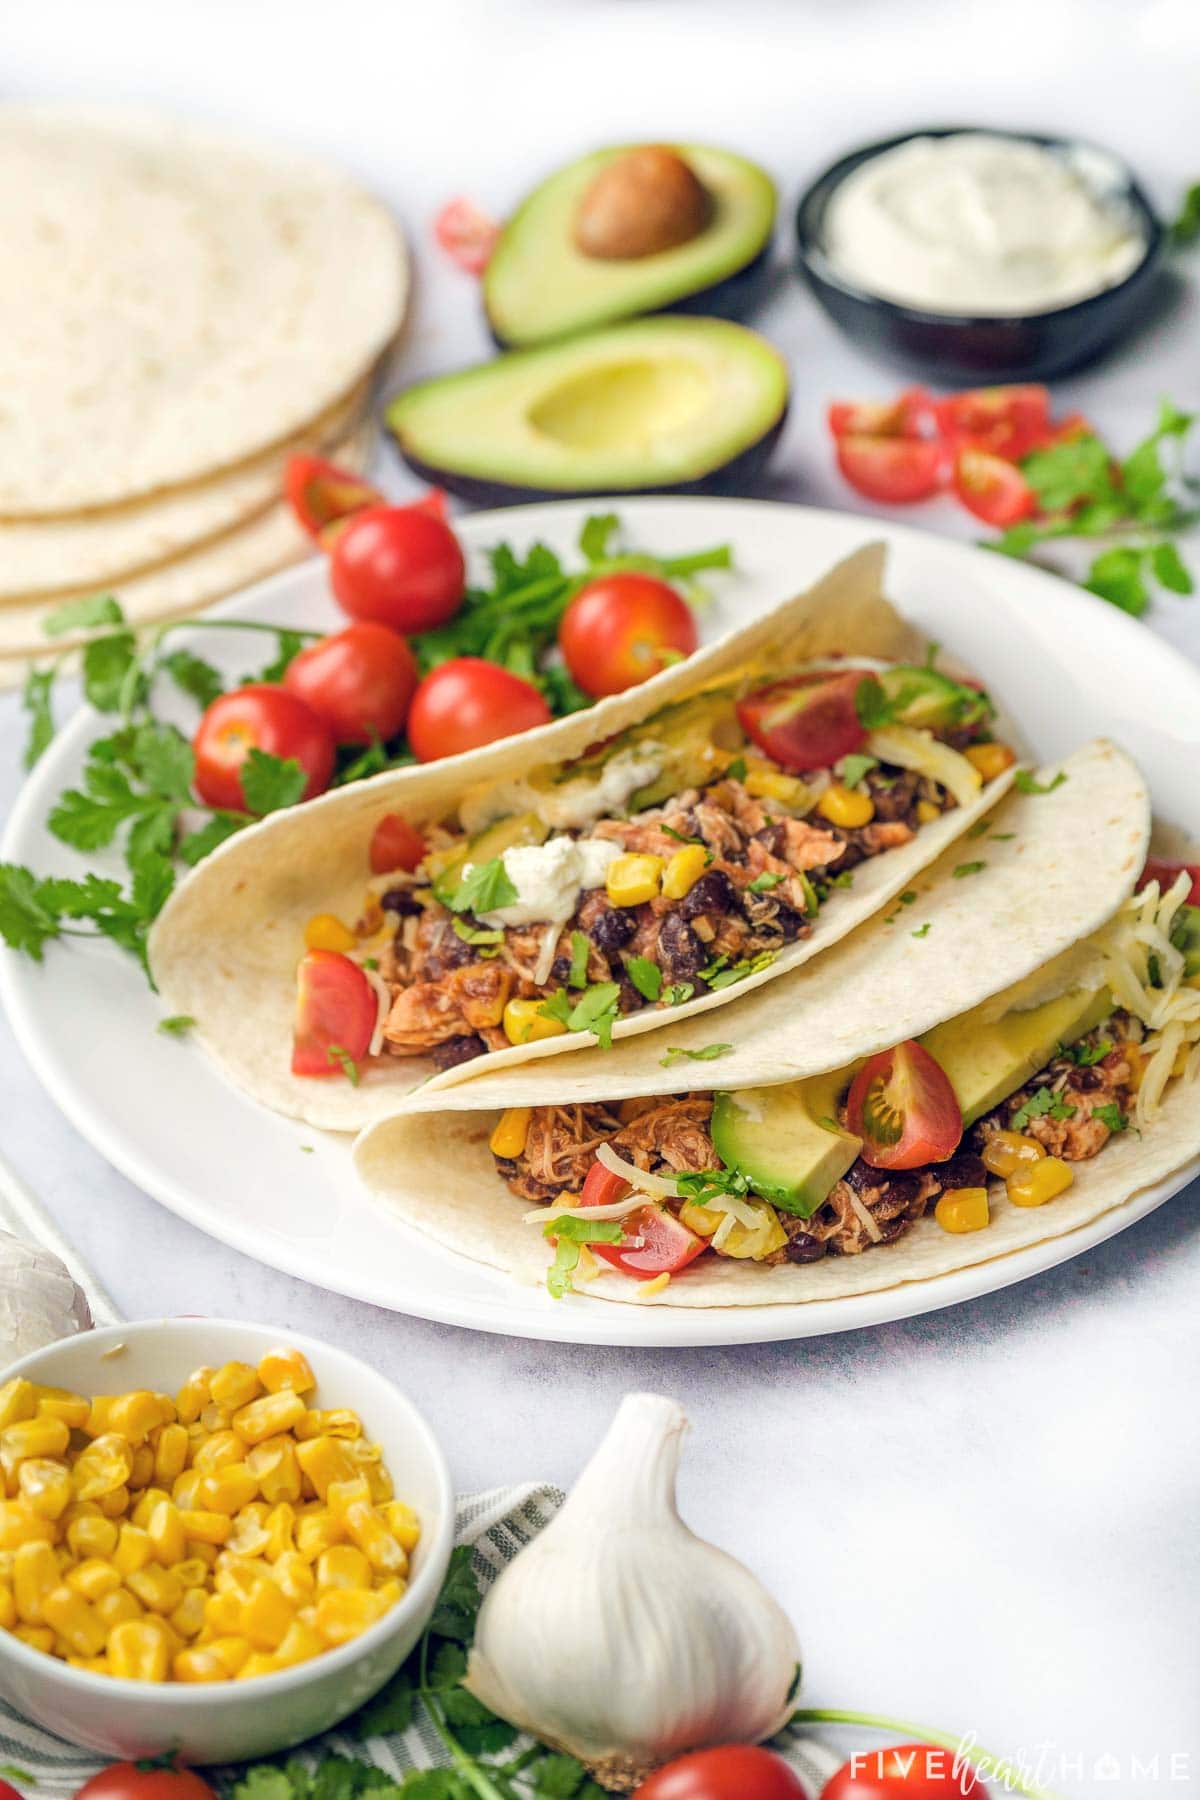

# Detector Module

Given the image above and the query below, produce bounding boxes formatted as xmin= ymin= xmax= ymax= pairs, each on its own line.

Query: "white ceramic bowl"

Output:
xmin=0 ymin=1318 xmax=455 ymax=1764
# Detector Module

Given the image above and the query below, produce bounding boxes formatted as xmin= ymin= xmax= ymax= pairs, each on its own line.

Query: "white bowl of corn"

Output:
xmin=0 ymin=1317 xmax=454 ymax=1763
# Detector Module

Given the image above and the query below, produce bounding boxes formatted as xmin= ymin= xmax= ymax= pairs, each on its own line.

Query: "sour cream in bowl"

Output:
xmin=795 ymin=127 xmax=1163 ymax=382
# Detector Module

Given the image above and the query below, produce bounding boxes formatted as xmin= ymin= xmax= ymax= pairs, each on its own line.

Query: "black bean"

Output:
xmin=773 ymin=902 xmax=806 ymax=941
xmin=936 ymin=1151 xmax=989 ymax=1190
xmin=380 ymin=886 xmax=422 ymax=916
xmin=588 ymin=904 xmax=637 ymax=952
xmin=679 ymin=868 xmax=739 ymax=919
xmin=785 ymin=1233 xmax=826 ymax=1263
xmin=867 ymin=769 xmax=919 ymax=823
xmin=429 ymin=1033 xmax=486 ymax=1070
xmin=754 ymin=823 xmax=787 ymax=858
xmin=656 ymin=911 xmax=706 ymax=980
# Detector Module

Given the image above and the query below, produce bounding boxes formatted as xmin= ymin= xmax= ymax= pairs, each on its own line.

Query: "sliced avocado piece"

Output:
xmin=484 ymin=144 xmax=777 ymax=348
xmin=1171 ymin=903 xmax=1200 ymax=978
xmin=433 ymin=812 xmax=549 ymax=904
xmin=387 ymin=317 xmax=789 ymax=506
xmin=921 ymin=986 xmax=1114 ymax=1126
xmin=876 ymin=665 xmax=992 ymax=732
xmin=625 ymin=688 xmax=744 ymax=810
xmin=711 ymin=1073 xmax=861 ymax=1220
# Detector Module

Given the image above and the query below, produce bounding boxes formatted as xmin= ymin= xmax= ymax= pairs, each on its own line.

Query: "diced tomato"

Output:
xmin=934 ymin=385 xmax=1051 ymax=459
xmin=284 ymin=455 xmax=383 ymax=544
xmin=1039 ymin=411 xmax=1093 ymax=449
xmin=951 ymin=446 xmax=1036 ymax=527
xmin=369 ymin=813 xmax=426 ymax=875
xmin=291 ymin=949 xmax=377 ymax=1078
xmin=434 ymin=197 xmax=501 ymax=274
xmin=736 ymin=668 xmax=875 ymax=772
xmin=846 ymin=1040 xmax=963 ymax=1170
xmin=1140 ymin=858 xmax=1200 ymax=905
xmin=835 ymin=434 xmax=943 ymax=504
xmin=578 ymin=1159 xmax=707 ymax=1278
xmin=827 ymin=386 xmax=932 ymax=440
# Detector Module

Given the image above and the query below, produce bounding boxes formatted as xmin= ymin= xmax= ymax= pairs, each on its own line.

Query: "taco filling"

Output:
xmin=494 ymin=876 xmax=1200 ymax=1295
xmin=293 ymin=660 xmax=1008 ymax=1080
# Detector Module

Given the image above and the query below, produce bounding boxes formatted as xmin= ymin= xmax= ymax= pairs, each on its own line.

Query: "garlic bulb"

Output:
xmin=0 ymin=1228 xmax=92 ymax=1363
xmin=466 ymin=1392 xmax=801 ymax=1792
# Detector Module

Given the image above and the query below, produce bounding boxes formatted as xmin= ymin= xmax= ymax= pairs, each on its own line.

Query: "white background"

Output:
xmin=2 ymin=3 xmax=1199 ymax=1793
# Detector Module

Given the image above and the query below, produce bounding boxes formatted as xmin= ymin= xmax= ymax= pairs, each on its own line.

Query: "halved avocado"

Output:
xmin=922 ymin=985 xmax=1114 ymax=1126
xmin=710 ymin=1074 xmax=860 ymax=1220
xmin=484 ymin=145 xmax=777 ymax=348
xmin=386 ymin=317 xmax=789 ymax=505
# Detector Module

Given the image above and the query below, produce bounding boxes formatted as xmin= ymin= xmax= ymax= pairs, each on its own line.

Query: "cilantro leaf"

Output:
xmin=179 ymin=813 xmax=248 ymax=866
xmin=22 ymin=666 xmax=56 ymax=770
xmin=662 ymin=980 xmax=695 ymax=1006
xmin=326 ymin=1044 xmax=360 ymax=1085
xmin=451 ymin=919 xmax=503 ymax=950
xmin=1060 ymin=1037 xmax=1112 ymax=1067
xmin=446 ymin=857 xmax=518 ymax=917
xmin=231 ymin=1770 xmax=296 ymax=1800
xmin=348 ymin=1666 xmax=415 ymax=1738
xmin=839 ymin=752 xmax=879 ymax=789
xmin=854 ymin=676 xmax=895 ymax=730
xmin=1169 ymin=181 xmax=1200 ymax=248
xmin=911 ymin=921 xmax=932 ymax=939
xmin=579 ymin=512 xmax=620 ymax=561
xmin=1011 ymin=1086 xmax=1077 ymax=1129
xmin=158 ymin=1014 xmax=194 ymax=1036
xmin=428 ymin=1545 xmax=482 ymax=1642
xmin=568 ymin=929 xmax=590 ymax=988
xmin=440 ymin=1686 xmax=518 ymax=1756
xmin=660 ymin=1042 xmax=733 ymax=1067
xmin=82 ymin=630 xmax=141 ymax=712
xmin=747 ymin=871 xmax=784 ymax=894
xmin=42 ymin=593 xmax=125 ymax=638
xmin=132 ymin=721 xmax=195 ymax=800
xmin=1013 ymin=769 xmax=1067 ymax=796
xmin=240 ymin=750 xmax=309 ymax=816
xmin=1021 ymin=433 xmax=1116 ymax=514
xmin=952 ymin=861 xmax=986 ymax=879
xmin=0 ymin=866 xmax=66 ymax=959
xmin=626 ymin=955 xmax=663 ymax=1001
xmin=544 ymin=1214 xmax=625 ymax=1298
xmin=567 ymin=980 xmax=622 ymax=1047
xmin=1152 ymin=540 xmax=1194 ymax=595
xmin=160 ymin=648 xmax=224 ymax=708
xmin=1085 ymin=546 xmax=1151 ymax=617
xmin=675 ymin=1165 xmax=752 ymax=1205
xmin=1093 ymin=1102 xmax=1127 ymax=1133
xmin=247 ymin=629 xmax=307 ymax=685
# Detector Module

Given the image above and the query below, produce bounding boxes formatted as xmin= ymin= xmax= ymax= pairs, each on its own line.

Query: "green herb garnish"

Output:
xmin=326 ymin=1044 xmax=360 ymax=1086
xmin=746 ymin=871 xmax=785 ymax=894
xmin=953 ymin=861 xmax=986 ymax=879
xmin=1014 ymin=769 xmax=1067 ymax=797
xmin=157 ymin=1014 xmax=195 ymax=1037
xmin=446 ymin=857 xmax=518 ymax=917
xmin=839 ymin=752 xmax=879 ymax=789
xmin=626 ymin=956 xmax=663 ymax=1001
xmin=1011 ymin=1086 xmax=1076 ymax=1129
xmin=568 ymin=930 xmax=590 ymax=988
xmin=543 ymin=1214 xmax=627 ymax=1299
xmin=911 ymin=921 xmax=932 ymax=939
xmin=660 ymin=1043 xmax=733 ymax=1067
xmin=661 ymin=980 xmax=695 ymax=1006
xmin=1093 ymin=1103 xmax=1127 ymax=1133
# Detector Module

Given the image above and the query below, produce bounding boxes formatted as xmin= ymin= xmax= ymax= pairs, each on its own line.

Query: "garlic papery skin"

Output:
xmin=0 ymin=1228 xmax=92 ymax=1362
xmin=465 ymin=1392 xmax=801 ymax=1792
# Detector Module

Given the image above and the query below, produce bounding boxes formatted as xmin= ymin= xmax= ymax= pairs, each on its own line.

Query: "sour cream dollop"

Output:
xmin=823 ymin=133 xmax=1146 ymax=316
xmin=475 ymin=836 xmax=620 ymax=929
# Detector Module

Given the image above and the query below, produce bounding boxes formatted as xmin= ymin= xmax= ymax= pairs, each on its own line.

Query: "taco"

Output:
xmin=352 ymin=748 xmax=1200 ymax=1307
xmin=150 ymin=544 xmax=1023 ymax=1129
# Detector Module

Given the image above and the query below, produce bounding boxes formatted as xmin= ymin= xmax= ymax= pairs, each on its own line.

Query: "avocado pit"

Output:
xmin=574 ymin=146 xmax=714 ymax=261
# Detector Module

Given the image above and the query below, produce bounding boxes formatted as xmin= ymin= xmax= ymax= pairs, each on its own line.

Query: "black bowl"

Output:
xmin=795 ymin=126 xmax=1164 ymax=385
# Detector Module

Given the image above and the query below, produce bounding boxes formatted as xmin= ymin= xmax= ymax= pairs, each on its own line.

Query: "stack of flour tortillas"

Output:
xmin=0 ymin=104 xmax=409 ymax=684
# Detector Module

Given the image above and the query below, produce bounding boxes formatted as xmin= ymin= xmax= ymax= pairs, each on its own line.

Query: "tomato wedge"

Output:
xmin=284 ymin=455 xmax=383 ymax=544
xmin=292 ymin=949 xmax=377 ymax=1078
xmin=934 ymin=384 xmax=1051 ymax=459
xmin=827 ymin=386 xmax=932 ymax=440
xmin=578 ymin=1159 xmax=707 ymax=1278
xmin=1140 ymin=857 xmax=1200 ymax=905
xmin=434 ymin=197 xmax=501 ymax=274
xmin=369 ymin=813 xmax=427 ymax=875
xmin=736 ymin=669 xmax=875 ymax=772
xmin=951 ymin=446 xmax=1036 ymax=527
xmin=835 ymin=434 xmax=943 ymax=504
xmin=846 ymin=1040 xmax=963 ymax=1170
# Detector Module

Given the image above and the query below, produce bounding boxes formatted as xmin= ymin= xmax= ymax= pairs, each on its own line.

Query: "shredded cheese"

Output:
xmin=522 ymin=1193 xmax=650 ymax=1227
xmin=596 ymin=1141 xmax=679 ymax=1197
xmin=846 ymin=1188 xmax=884 ymax=1244
xmin=634 ymin=1272 xmax=671 ymax=1301
xmin=533 ymin=921 xmax=561 ymax=988
xmin=864 ymin=725 xmax=983 ymax=809
xmin=362 ymin=965 xmax=392 ymax=1059
xmin=1101 ymin=874 xmax=1200 ymax=1125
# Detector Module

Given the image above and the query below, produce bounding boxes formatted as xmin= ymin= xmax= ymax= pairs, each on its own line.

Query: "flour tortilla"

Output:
xmin=0 ymin=424 xmax=372 ymax=686
xmin=0 ymin=379 xmax=369 ymax=602
xmin=149 ymin=543 xmax=1016 ymax=1130
xmin=0 ymin=105 xmax=406 ymax=515
xmin=351 ymin=746 xmax=1179 ymax=1309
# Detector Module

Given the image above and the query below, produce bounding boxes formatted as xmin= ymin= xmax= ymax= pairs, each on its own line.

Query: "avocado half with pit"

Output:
xmin=484 ymin=144 xmax=777 ymax=348
xmin=386 ymin=316 xmax=789 ymax=505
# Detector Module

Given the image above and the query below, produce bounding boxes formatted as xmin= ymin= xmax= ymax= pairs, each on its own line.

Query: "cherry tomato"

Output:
xmin=0 ymin=1784 xmax=21 ymax=1800
xmin=283 ymin=623 xmax=419 ymax=747
xmin=559 ymin=573 xmax=699 ymax=698
xmin=284 ymin=455 xmax=383 ymax=545
xmin=736 ymin=669 xmax=876 ymax=772
xmin=434 ymin=196 xmax=501 ymax=274
xmin=934 ymin=385 xmax=1051 ymax=460
xmin=579 ymin=1160 xmax=707 ymax=1279
xmin=951 ymin=447 xmax=1036 ymax=527
xmin=407 ymin=658 xmax=551 ymax=762
xmin=75 ymin=1765 xmax=219 ymax=1800
xmin=291 ymin=949 xmax=377 ymax=1078
xmin=193 ymin=685 xmax=335 ymax=813
xmin=827 ymin=387 xmax=932 ymax=440
xmin=822 ymin=1743 xmax=979 ymax=1798
xmin=847 ymin=1040 xmax=963 ymax=1170
xmin=1140 ymin=857 xmax=1200 ymax=905
xmin=369 ymin=813 xmax=427 ymax=875
xmin=835 ymin=435 xmax=943 ymax=504
xmin=331 ymin=505 xmax=466 ymax=633
xmin=635 ymin=1745 xmax=808 ymax=1800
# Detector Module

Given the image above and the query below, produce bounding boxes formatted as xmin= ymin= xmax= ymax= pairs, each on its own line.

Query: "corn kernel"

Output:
xmin=43 ymin=1586 xmax=108 ymax=1658
xmin=175 ymin=1368 xmax=215 ymax=1427
xmin=257 ymin=1347 xmax=316 ymax=1396
xmin=209 ymin=1363 xmax=263 ymax=1413
xmin=489 ymin=1106 xmax=533 ymax=1160
xmin=174 ymin=1557 xmax=209 ymax=1589
xmin=296 ymin=1437 xmax=357 ymax=1501
xmin=66 ymin=1514 xmax=118 ymax=1560
xmin=817 ymin=783 xmax=875 ymax=829
xmin=241 ymin=1578 xmax=295 ymax=1650
xmin=1007 ymin=1156 xmax=1074 ymax=1208
xmin=151 ymin=1423 xmax=190 ymax=1488
xmin=72 ymin=1434 xmax=133 ymax=1502
xmin=303 ymin=911 xmax=357 ymax=954
xmin=127 ymin=1566 xmax=185 ymax=1617
xmin=14 ymin=1624 xmax=55 ymax=1654
xmin=169 ymin=1587 xmax=208 ymax=1641
xmin=299 ymin=1409 xmax=362 ymax=1442
xmin=295 ymin=1513 xmax=344 ymax=1562
xmin=108 ymin=1618 xmax=171 ymax=1682
xmin=14 ymin=1541 xmax=60 ymax=1623
xmin=271 ymin=1552 xmax=315 ymax=1606
xmin=263 ymin=1502 xmax=297 ymax=1561
xmin=148 ymin=1500 xmax=187 ymax=1566
xmin=95 ymin=1588 xmax=144 ymax=1634
xmin=83 ymin=1397 xmax=115 ymax=1438
xmin=18 ymin=1459 xmax=72 ymax=1521
xmin=916 ymin=799 xmax=941 ymax=824
xmin=317 ymin=1546 xmax=371 ymax=1591
xmin=1 ymin=1414 xmax=70 ymax=1477
xmin=98 ymin=1485 xmax=131 ymax=1519
xmin=273 ymin=1619 xmax=325 ymax=1667
xmin=246 ymin=1441 xmax=302 ymax=1506
xmin=935 ymin=1187 xmax=991 ymax=1234
xmin=606 ymin=852 xmax=664 ymax=907
xmin=237 ymin=1651 xmax=281 ymax=1680
xmin=109 ymin=1391 xmax=170 ymax=1447
xmin=981 ymin=1129 xmax=1045 ymax=1178
xmin=180 ymin=1510 xmax=232 ymax=1547
xmin=231 ymin=1391 xmax=307 ymax=1446
xmin=966 ymin=742 xmax=1016 ymax=783
xmin=314 ymin=1585 xmax=394 ymax=1646
xmin=34 ymin=1388 xmax=90 ymax=1431
xmin=204 ymin=1589 xmax=243 ymax=1635
xmin=0 ymin=1381 xmax=35 ymax=1432
xmin=0 ymin=1501 xmax=54 ymax=1549
xmin=192 ymin=1429 xmax=245 ymax=1475
xmin=132 ymin=1486 xmax=171 ymax=1531
xmin=226 ymin=1504 xmax=270 ymax=1558
xmin=661 ymin=843 xmax=710 ymax=900
xmin=380 ymin=1502 xmax=422 ymax=1553
xmin=174 ymin=1646 xmax=228 ymax=1683
xmin=172 ymin=1471 xmax=203 ymax=1512
xmin=0 ymin=1585 xmax=14 ymax=1630
xmin=501 ymin=997 xmax=567 ymax=1047
xmin=114 ymin=1524 xmax=154 ymax=1576
xmin=330 ymin=1495 xmax=406 ymax=1576
xmin=195 ymin=1465 xmax=258 ymax=1516
xmin=65 ymin=1559 xmax=122 ymax=1603
xmin=743 ymin=768 xmax=811 ymax=807
xmin=207 ymin=1634 xmax=252 ymax=1676
xmin=128 ymin=1446 xmax=156 ymax=1491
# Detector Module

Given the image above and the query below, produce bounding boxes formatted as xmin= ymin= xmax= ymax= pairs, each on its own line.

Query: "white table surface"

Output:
xmin=2 ymin=3 xmax=1199 ymax=1792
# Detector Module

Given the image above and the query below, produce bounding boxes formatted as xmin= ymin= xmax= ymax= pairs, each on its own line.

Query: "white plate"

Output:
xmin=4 ymin=498 xmax=1199 ymax=1347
